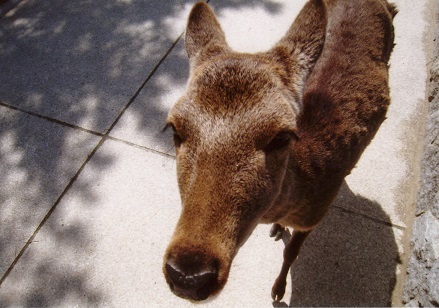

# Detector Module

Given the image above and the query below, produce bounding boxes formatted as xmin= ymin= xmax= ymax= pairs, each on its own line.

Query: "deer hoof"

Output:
xmin=271 ymin=277 xmax=286 ymax=302
xmin=269 ymin=223 xmax=285 ymax=241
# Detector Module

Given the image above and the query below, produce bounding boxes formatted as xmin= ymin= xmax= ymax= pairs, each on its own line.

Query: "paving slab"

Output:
xmin=0 ymin=0 xmax=434 ymax=306
xmin=0 ymin=0 xmax=196 ymax=133
xmin=0 ymin=105 xmax=100 ymax=278
xmin=109 ymin=38 xmax=187 ymax=156
xmin=290 ymin=190 xmax=404 ymax=307
xmin=0 ymin=139 xmax=404 ymax=306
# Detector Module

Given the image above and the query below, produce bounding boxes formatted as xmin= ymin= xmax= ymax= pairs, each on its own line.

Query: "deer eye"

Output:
xmin=164 ymin=123 xmax=184 ymax=147
xmin=265 ymin=131 xmax=297 ymax=152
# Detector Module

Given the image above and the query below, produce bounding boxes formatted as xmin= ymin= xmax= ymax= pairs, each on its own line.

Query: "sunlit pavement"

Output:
xmin=0 ymin=0 xmax=436 ymax=306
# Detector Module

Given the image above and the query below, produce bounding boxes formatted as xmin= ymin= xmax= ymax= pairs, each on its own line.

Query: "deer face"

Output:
xmin=164 ymin=56 xmax=298 ymax=301
xmin=163 ymin=1 xmax=326 ymax=301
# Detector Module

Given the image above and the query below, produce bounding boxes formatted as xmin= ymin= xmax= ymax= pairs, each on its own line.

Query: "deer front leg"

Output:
xmin=271 ymin=230 xmax=311 ymax=302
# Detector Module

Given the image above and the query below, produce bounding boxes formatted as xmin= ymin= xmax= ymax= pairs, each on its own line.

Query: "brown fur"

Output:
xmin=163 ymin=0 xmax=397 ymax=302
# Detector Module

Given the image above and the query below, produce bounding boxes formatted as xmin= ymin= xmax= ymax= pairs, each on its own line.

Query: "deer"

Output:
xmin=162 ymin=0 xmax=397 ymax=302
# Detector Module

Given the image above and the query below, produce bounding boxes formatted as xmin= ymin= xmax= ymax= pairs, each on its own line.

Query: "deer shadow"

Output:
xmin=274 ymin=182 xmax=400 ymax=307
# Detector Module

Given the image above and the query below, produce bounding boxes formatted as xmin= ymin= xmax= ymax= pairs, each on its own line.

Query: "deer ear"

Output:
xmin=267 ymin=0 xmax=327 ymax=95
xmin=185 ymin=2 xmax=229 ymax=66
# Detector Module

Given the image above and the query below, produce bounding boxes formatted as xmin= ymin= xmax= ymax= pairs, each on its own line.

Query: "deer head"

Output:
xmin=163 ymin=0 xmax=327 ymax=301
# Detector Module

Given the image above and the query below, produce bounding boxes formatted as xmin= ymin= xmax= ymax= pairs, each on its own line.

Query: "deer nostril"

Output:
xmin=165 ymin=261 xmax=218 ymax=301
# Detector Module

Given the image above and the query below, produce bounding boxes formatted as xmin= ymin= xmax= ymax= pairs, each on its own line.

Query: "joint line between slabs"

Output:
xmin=106 ymin=135 xmax=176 ymax=159
xmin=0 ymin=32 xmax=183 ymax=286
xmin=104 ymin=31 xmax=184 ymax=135
xmin=0 ymin=136 xmax=105 ymax=286
xmin=0 ymin=101 xmax=103 ymax=137
xmin=333 ymin=205 xmax=406 ymax=230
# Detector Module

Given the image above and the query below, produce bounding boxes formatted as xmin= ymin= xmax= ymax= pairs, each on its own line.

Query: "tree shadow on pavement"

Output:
xmin=0 ymin=0 xmax=285 ymax=306
xmin=273 ymin=182 xmax=400 ymax=307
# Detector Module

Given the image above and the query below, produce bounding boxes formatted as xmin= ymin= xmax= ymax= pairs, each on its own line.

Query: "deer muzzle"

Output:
xmin=164 ymin=252 xmax=219 ymax=301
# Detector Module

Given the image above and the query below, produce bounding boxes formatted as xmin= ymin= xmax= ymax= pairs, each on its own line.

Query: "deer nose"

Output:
xmin=165 ymin=259 xmax=218 ymax=301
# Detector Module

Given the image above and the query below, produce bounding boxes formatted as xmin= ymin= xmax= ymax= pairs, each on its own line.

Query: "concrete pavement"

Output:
xmin=0 ymin=0 xmax=436 ymax=306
